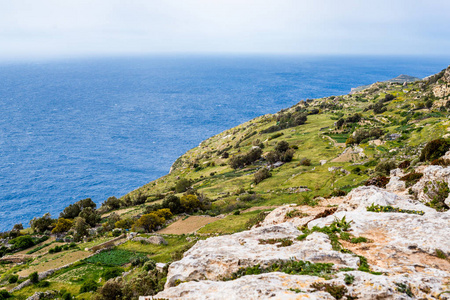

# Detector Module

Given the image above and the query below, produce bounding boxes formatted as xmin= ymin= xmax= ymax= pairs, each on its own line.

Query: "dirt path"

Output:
xmin=157 ymin=216 xmax=219 ymax=234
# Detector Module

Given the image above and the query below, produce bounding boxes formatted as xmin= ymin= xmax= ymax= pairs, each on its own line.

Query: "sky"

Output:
xmin=0 ymin=0 xmax=450 ymax=60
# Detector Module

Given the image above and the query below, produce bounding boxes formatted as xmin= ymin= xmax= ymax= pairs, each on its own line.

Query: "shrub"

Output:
xmin=399 ymin=172 xmax=423 ymax=187
xmin=398 ymin=160 xmax=411 ymax=169
xmin=9 ymin=235 xmax=34 ymax=250
xmin=229 ymin=148 xmax=262 ymax=169
xmin=29 ymin=213 xmax=54 ymax=233
xmin=344 ymin=273 xmax=355 ymax=285
xmin=103 ymin=196 xmax=121 ymax=210
xmin=299 ymin=158 xmax=311 ymax=166
xmin=375 ymin=160 xmax=396 ymax=175
xmin=423 ymin=181 xmax=450 ymax=211
xmin=36 ymin=280 xmax=50 ymax=287
xmin=175 ymin=178 xmax=192 ymax=193
xmin=131 ymin=256 xmax=150 ymax=267
xmin=132 ymin=213 xmax=165 ymax=232
xmin=115 ymin=218 xmax=134 ymax=230
xmin=162 ymin=195 xmax=182 ymax=214
xmin=29 ymin=271 xmax=39 ymax=284
xmin=8 ymin=275 xmax=18 ymax=284
xmin=80 ymin=279 xmax=98 ymax=293
xmin=365 ymin=176 xmax=389 ymax=188
xmin=102 ymin=267 xmax=124 ymax=280
xmin=0 ymin=290 xmax=11 ymax=299
xmin=330 ymin=189 xmax=347 ymax=197
xmin=254 ymin=168 xmax=272 ymax=184
xmin=431 ymin=158 xmax=450 ymax=166
xmin=311 ymin=282 xmax=348 ymax=299
xmin=180 ymin=194 xmax=201 ymax=212
xmin=419 ymin=139 xmax=450 ymax=161
xmin=143 ymin=260 xmax=157 ymax=271
xmin=52 ymin=218 xmax=73 ymax=234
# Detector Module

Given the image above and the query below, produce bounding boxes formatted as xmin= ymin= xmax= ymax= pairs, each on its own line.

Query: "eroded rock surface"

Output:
xmin=165 ymin=223 xmax=358 ymax=287
xmin=152 ymin=271 xmax=450 ymax=300
xmin=146 ymin=185 xmax=450 ymax=300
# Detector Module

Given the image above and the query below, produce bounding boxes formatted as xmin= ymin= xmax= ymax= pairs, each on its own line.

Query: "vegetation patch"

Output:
xmin=367 ymin=203 xmax=424 ymax=215
xmin=400 ymin=172 xmax=423 ymax=187
xmin=84 ymin=249 xmax=146 ymax=266
xmin=310 ymin=282 xmax=348 ymax=299
xmin=258 ymin=238 xmax=293 ymax=247
xmin=228 ymin=259 xmax=335 ymax=280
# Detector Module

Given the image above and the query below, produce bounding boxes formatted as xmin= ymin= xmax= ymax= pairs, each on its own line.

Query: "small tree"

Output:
xmin=132 ymin=213 xmax=164 ymax=232
xmin=80 ymin=279 xmax=98 ymax=293
xmin=180 ymin=195 xmax=201 ymax=212
xmin=73 ymin=217 xmax=89 ymax=242
xmin=30 ymin=213 xmax=54 ymax=233
xmin=79 ymin=207 xmax=101 ymax=227
xmin=103 ymin=196 xmax=121 ymax=210
xmin=162 ymin=195 xmax=182 ymax=214
xmin=29 ymin=272 xmax=39 ymax=284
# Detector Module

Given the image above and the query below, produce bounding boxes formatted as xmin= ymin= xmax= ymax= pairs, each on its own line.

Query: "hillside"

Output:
xmin=0 ymin=65 xmax=449 ymax=299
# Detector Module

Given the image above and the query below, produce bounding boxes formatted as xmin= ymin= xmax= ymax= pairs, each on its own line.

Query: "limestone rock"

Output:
xmin=309 ymin=209 xmax=450 ymax=258
xmin=164 ymin=223 xmax=359 ymax=288
xmin=339 ymin=185 xmax=432 ymax=213
xmin=410 ymin=165 xmax=450 ymax=204
xmin=386 ymin=176 xmax=406 ymax=192
xmin=150 ymin=271 xmax=449 ymax=300
xmin=133 ymin=235 xmax=167 ymax=245
xmin=26 ymin=291 xmax=58 ymax=300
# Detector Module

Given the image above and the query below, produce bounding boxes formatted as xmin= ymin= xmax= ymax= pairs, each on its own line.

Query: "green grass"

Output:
xmin=117 ymin=235 xmax=195 ymax=263
xmin=84 ymin=249 xmax=145 ymax=266
xmin=197 ymin=210 xmax=271 ymax=234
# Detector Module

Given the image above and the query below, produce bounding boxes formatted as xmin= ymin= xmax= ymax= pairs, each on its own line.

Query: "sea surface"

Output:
xmin=0 ymin=55 xmax=448 ymax=231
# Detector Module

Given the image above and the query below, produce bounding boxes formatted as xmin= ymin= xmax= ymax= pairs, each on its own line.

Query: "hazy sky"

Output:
xmin=1 ymin=0 xmax=449 ymax=60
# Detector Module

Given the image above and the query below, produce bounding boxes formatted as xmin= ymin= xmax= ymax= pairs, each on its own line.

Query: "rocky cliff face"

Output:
xmin=146 ymin=167 xmax=450 ymax=300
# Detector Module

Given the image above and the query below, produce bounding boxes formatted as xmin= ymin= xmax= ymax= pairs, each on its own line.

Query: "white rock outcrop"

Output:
xmin=145 ymin=184 xmax=450 ymax=300
xmin=151 ymin=271 xmax=450 ymax=300
xmin=165 ymin=223 xmax=358 ymax=288
xmin=410 ymin=165 xmax=450 ymax=204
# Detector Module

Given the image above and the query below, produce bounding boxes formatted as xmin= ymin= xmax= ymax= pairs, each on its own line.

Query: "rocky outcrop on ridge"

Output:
xmin=148 ymin=176 xmax=450 ymax=299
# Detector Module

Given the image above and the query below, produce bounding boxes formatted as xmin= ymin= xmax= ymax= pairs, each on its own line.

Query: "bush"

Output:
xmin=400 ymin=172 xmax=423 ymax=187
xmin=103 ymin=196 xmax=121 ymax=210
xmin=102 ymin=267 xmax=124 ymax=280
xmin=9 ymin=235 xmax=34 ymax=250
xmin=180 ymin=194 xmax=201 ymax=212
xmin=143 ymin=260 xmax=157 ymax=271
xmin=299 ymin=158 xmax=311 ymax=166
xmin=375 ymin=160 xmax=396 ymax=175
xmin=52 ymin=218 xmax=74 ymax=234
xmin=419 ymin=139 xmax=450 ymax=161
xmin=36 ymin=280 xmax=50 ymax=287
xmin=365 ymin=176 xmax=389 ymax=188
xmin=162 ymin=195 xmax=182 ymax=214
xmin=132 ymin=213 xmax=165 ymax=232
xmin=29 ymin=271 xmax=39 ymax=283
xmin=80 ymin=279 xmax=98 ymax=293
xmin=0 ymin=290 xmax=11 ymax=299
xmin=8 ymin=274 xmax=18 ymax=284
xmin=229 ymin=148 xmax=262 ymax=169
xmin=330 ymin=189 xmax=347 ymax=197
xmin=431 ymin=158 xmax=450 ymax=166
xmin=398 ymin=160 xmax=411 ymax=169
xmin=175 ymin=178 xmax=192 ymax=193
xmin=254 ymin=168 xmax=272 ymax=184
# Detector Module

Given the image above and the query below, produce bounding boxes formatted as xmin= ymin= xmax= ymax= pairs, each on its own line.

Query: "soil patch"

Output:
xmin=157 ymin=216 xmax=219 ymax=234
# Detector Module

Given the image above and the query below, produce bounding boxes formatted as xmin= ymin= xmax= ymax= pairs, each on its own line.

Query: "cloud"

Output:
xmin=0 ymin=0 xmax=449 ymax=60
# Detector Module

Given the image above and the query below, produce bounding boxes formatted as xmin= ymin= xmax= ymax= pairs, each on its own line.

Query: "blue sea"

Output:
xmin=0 ymin=55 xmax=448 ymax=231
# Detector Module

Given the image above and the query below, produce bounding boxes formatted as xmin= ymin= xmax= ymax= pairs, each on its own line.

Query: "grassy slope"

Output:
xmin=2 ymin=67 xmax=449 ymax=299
